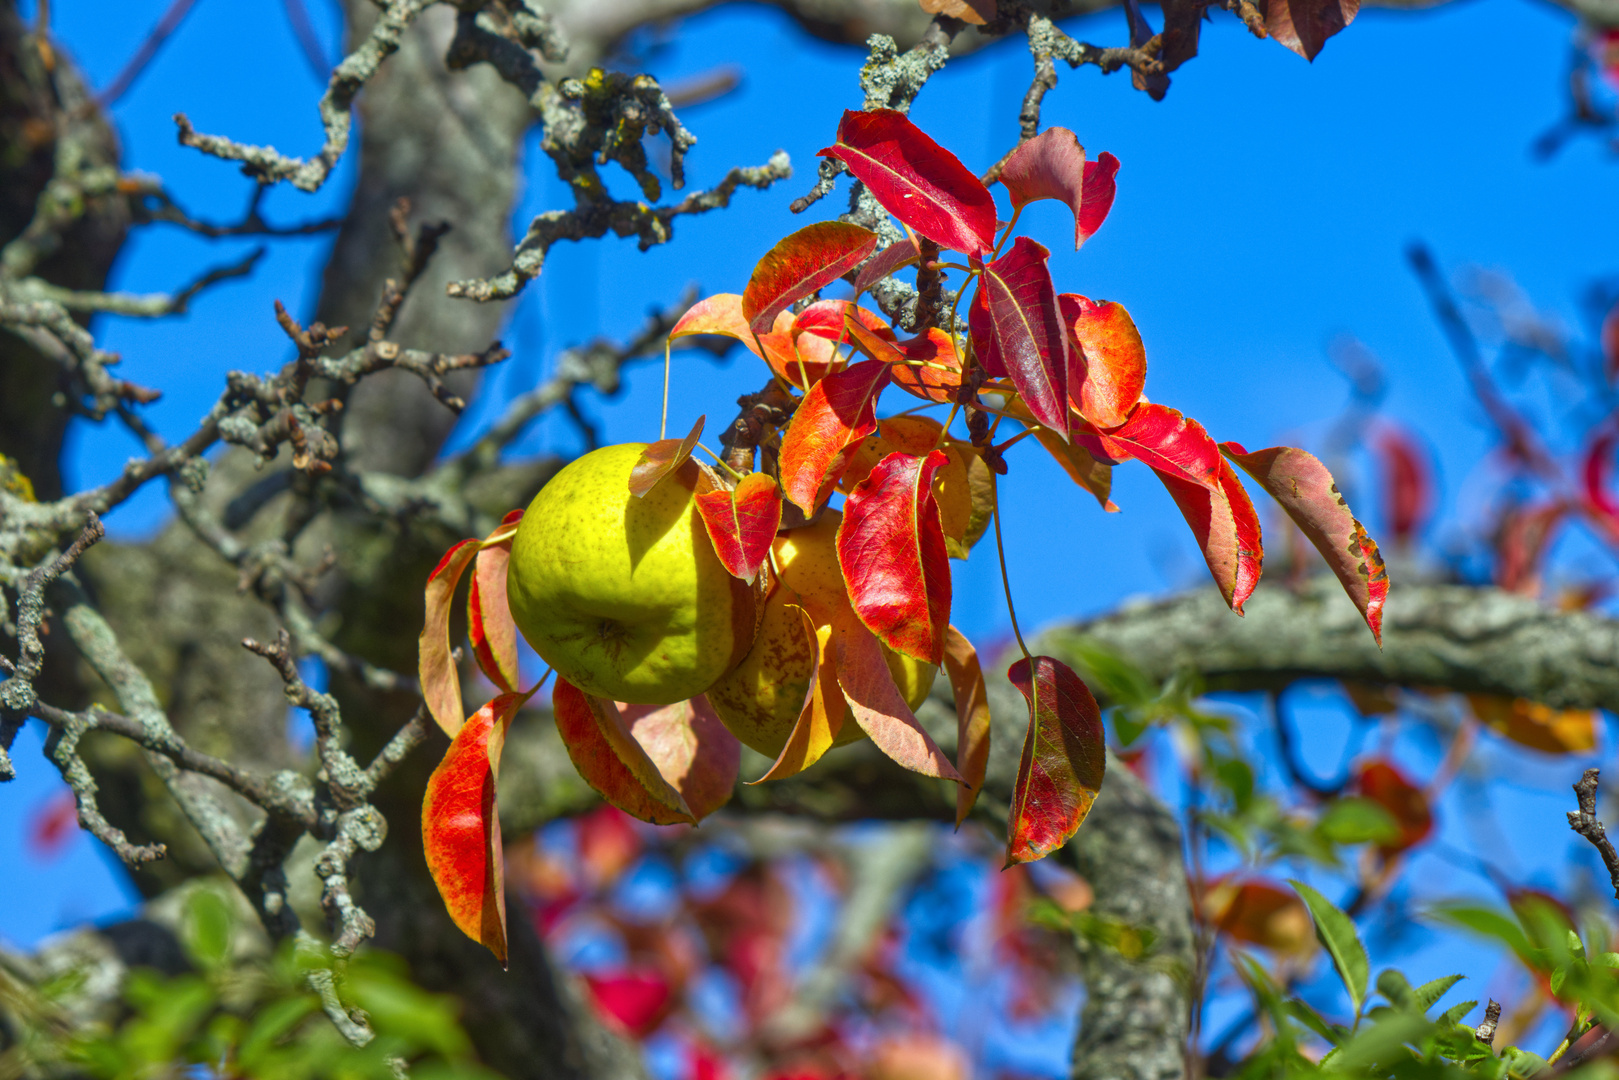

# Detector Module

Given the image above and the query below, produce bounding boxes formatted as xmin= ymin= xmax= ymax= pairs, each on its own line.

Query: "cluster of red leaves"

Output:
xmin=416 ymin=108 xmax=1387 ymax=963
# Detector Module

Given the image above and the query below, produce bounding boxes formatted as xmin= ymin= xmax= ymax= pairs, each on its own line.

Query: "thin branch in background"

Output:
xmin=1476 ymin=999 xmax=1502 ymax=1046
xmin=281 ymin=0 xmax=331 ymax=82
xmin=97 ymin=0 xmax=203 ymax=108
xmin=1566 ymin=766 xmax=1619 ymax=901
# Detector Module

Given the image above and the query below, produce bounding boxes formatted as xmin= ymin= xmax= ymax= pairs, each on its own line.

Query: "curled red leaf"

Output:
xmin=838 ymin=449 xmax=952 ymax=665
xmin=695 ymin=471 xmax=783 ymax=581
xmin=978 ymin=238 xmax=1070 ymax=439
xmin=552 ymin=678 xmax=697 ymax=826
xmin=742 ymin=221 xmax=878 ymax=335
xmin=1077 ymin=153 xmax=1120 ymax=248
xmin=820 ymin=109 xmax=997 ymax=257
xmin=998 ymin=127 xmax=1098 ymax=250
xmin=1059 ymin=294 xmax=1146 ymax=429
xmin=1006 ymin=656 xmax=1105 ymax=866
xmin=630 ymin=415 xmax=706 ymax=497
xmin=1222 ymin=442 xmax=1388 ymax=645
xmin=468 ymin=542 xmax=519 ymax=693
xmin=419 ymin=511 xmax=525 ymax=738
xmin=778 ymin=359 xmax=892 ymax=514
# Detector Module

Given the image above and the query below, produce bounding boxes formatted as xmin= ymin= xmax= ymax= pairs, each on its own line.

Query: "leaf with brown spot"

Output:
xmin=695 ymin=471 xmax=783 ymax=581
xmin=1266 ymin=0 xmax=1358 ymax=60
xmin=833 ymin=613 xmax=962 ymax=780
xmin=1006 ymin=655 xmax=1106 ymax=865
xmin=742 ymin=221 xmax=878 ymax=335
xmin=1221 ymin=442 xmax=1387 ymax=645
xmin=754 ymin=607 xmax=846 ymax=783
xmin=553 ymin=678 xmax=698 ymax=826
xmin=630 ymin=415 xmax=705 ymax=497
xmin=944 ymin=626 xmax=991 ymax=826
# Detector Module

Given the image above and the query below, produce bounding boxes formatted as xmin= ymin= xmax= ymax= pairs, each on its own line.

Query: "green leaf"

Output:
xmin=1287 ymin=998 xmax=1343 ymax=1046
xmin=1436 ymin=999 xmax=1479 ymax=1027
xmin=181 ymin=888 xmax=234 ymax=971
xmin=1329 ymin=1012 xmax=1431 ymax=1070
xmin=1376 ymin=968 xmax=1411 ymax=1006
xmin=1501 ymin=1046 xmax=1551 ymax=1077
xmin=1431 ymin=905 xmax=1534 ymax=964
xmin=1316 ymin=797 xmax=1401 ymax=845
xmin=1290 ymin=879 xmax=1369 ymax=1018
xmin=1411 ymin=974 xmax=1466 ymax=1013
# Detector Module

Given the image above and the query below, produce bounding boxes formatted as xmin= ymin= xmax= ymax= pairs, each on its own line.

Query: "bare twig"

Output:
xmin=1567 ymin=767 xmax=1619 ymax=901
xmin=1476 ymin=999 xmax=1502 ymax=1046
xmin=97 ymin=0 xmax=202 ymax=107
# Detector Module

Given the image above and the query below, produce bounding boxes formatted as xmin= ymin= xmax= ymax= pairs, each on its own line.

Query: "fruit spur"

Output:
xmin=416 ymin=110 xmax=1386 ymax=963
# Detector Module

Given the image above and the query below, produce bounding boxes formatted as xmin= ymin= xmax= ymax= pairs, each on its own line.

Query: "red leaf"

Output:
xmin=422 ymin=690 xmax=530 ymax=965
xmin=584 ymin=971 xmax=673 ymax=1037
xmin=855 ymin=237 xmax=921 ymax=295
xmin=889 ymin=328 xmax=964 ymax=403
xmin=1222 ymin=443 xmax=1388 ymax=645
xmin=1373 ymin=424 xmax=1433 ymax=546
xmin=1586 ymin=430 xmax=1619 ymax=524
xmin=1602 ymin=298 xmax=1619 ymax=383
xmin=27 ymin=791 xmax=78 ymax=860
xmin=793 ymin=299 xmax=894 ymax=344
xmin=670 ymin=293 xmax=801 ymax=377
xmin=468 ymin=542 xmax=519 ymax=693
xmin=1077 ymin=403 xmax=1221 ymax=492
xmin=838 ymin=449 xmax=952 ymax=664
xmin=943 ymin=627 xmax=991 ymax=827
xmin=1005 ymin=656 xmax=1106 ymax=865
xmin=419 ymin=509 xmax=524 ymax=738
xmin=742 ymin=221 xmax=878 ymax=335
xmin=1059 ymin=294 xmax=1146 ymax=429
xmin=968 ymin=283 xmax=1005 ymax=378
xmin=695 ymin=472 xmax=783 ymax=580
xmin=630 ymin=415 xmax=706 ymax=497
xmin=1266 ymin=0 xmax=1358 ymax=60
xmin=832 ymin=614 xmax=961 ymax=780
xmin=552 ymin=678 xmax=698 ymax=826
xmin=778 ymin=359 xmax=892 ymax=515
xmin=978 ymin=238 xmax=1070 ymax=439
xmin=1354 ymin=759 xmax=1431 ymax=854
xmin=1077 ymin=153 xmax=1120 ymax=248
xmin=1152 ymin=457 xmax=1263 ymax=614
xmin=820 ymin=109 xmax=997 ymax=257
xmin=998 ymin=127 xmax=1095 ymax=250
xmin=616 ymin=695 xmax=740 ymax=821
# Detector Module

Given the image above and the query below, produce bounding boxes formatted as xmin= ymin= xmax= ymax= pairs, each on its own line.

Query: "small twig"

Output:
xmin=1476 ymin=999 xmax=1502 ymax=1046
xmin=97 ymin=0 xmax=202 ymax=107
xmin=1567 ymin=767 xmax=1619 ymax=901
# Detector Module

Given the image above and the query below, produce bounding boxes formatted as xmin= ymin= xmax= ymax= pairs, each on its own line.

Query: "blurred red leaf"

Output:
xmin=833 ymin=613 xmax=961 ymax=780
xmin=918 ymin=0 xmax=996 ymax=25
xmin=1222 ymin=443 xmax=1388 ymax=645
xmin=1374 ymin=424 xmax=1433 ymax=547
xmin=696 ymin=472 xmax=783 ymax=581
xmin=1266 ymin=0 xmax=1358 ymax=60
xmin=1005 ymin=655 xmax=1105 ymax=866
xmin=616 ymin=695 xmax=740 ymax=821
xmin=631 ymin=415 xmax=706 ymax=498
xmin=1204 ymin=876 xmax=1315 ymax=955
xmin=688 ymin=1044 xmax=731 ymax=1080
xmin=584 ymin=970 xmax=673 ymax=1037
xmin=1078 ymin=403 xmax=1221 ymax=493
xmin=778 ymin=359 xmax=892 ymax=514
xmin=1496 ymin=502 xmax=1567 ymax=593
xmin=838 ymin=449 xmax=952 ymax=664
xmin=854 ymin=237 xmax=921 ymax=295
xmin=888 ymin=328 xmax=963 ymax=403
xmin=1354 ymin=759 xmax=1431 ymax=854
xmin=575 ymin=804 xmax=642 ymax=888
xmin=943 ymin=626 xmax=991 ymax=826
xmin=820 ymin=109 xmax=997 ymax=257
xmin=998 ymin=127 xmax=1099 ymax=250
xmin=27 ymin=791 xmax=78 ymax=860
xmin=1583 ymin=430 xmax=1619 ymax=529
xmin=552 ymin=678 xmax=697 ymax=826
xmin=977 ymin=237 xmax=1070 ymax=439
xmin=423 ymin=690 xmax=531 ymax=965
xmin=1077 ymin=153 xmax=1120 ymax=247
xmin=1602 ymin=298 xmax=1619 ymax=383
xmin=1060 ymin=294 xmax=1146 ymax=429
xmin=1153 ymin=457 xmax=1263 ymax=614
xmin=741 ymin=222 xmax=877 ymax=335
xmin=419 ymin=511 xmax=524 ymax=738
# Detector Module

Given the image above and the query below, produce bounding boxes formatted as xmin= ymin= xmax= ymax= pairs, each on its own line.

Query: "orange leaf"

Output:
xmin=741 ymin=221 xmax=878 ymax=335
xmin=753 ymin=607 xmax=846 ymax=782
xmin=1059 ymin=295 xmax=1146 ymax=430
xmin=552 ymin=678 xmax=697 ymax=826
xmin=889 ymin=328 xmax=964 ymax=404
xmin=1004 ymin=398 xmax=1116 ymax=513
xmin=944 ymin=626 xmax=991 ymax=827
xmin=1221 ymin=443 xmax=1387 ymax=645
xmin=838 ymin=449 xmax=952 ymax=664
xmin=694 ymin=471 xmax=783 ymax=580
xmin=1152 ymin=457 xmax=1263 ymax=614
xmin=1203 ymin=876 xmax=1315 ymax=955
xmin=669 ymin=294 xmax=800 ymax=377
xmin=1353 ymin=759 xmax=1431 ymax=854
xmin=833 ymin=614 xmax=961 ymax=780
xmin=1005 ymin=655 xmax=1105 ymax=865
xmin=917 ymin=0 xmax=996 ymax=25
xmin=786 ymin=301 xmax=895 ymax=388
xmin=422 ymin=690 xmax=531 ymax=965
xmin=778 ymin=359 xmax=891 ymax=515
xmin=615 ymin=696 xmax=740 ymax=820
xmin=630 ymin=415 xmax=705 ymax=497
xmin=1468 ymin=695 xmax=1596 ymax=755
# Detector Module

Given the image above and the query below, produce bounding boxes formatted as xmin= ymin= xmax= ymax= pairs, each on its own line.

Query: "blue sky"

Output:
xmin=5 ymin=0 xmax=1619 ymax=1061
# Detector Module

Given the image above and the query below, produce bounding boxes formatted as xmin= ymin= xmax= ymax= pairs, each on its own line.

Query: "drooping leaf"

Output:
xmin=1266 ymin=0 xmax=1358 ymax=60
xmin=832 ymin=613 xmax=962 ymax=780
xmin=630 ymin=415 xmax=705 ymax=497
xmin=1467 ymin=694 xmax=1596 ymax=755
xmin=1077 ymin=153 xmax=1120 ymax=247
xmin=838 ymin=449 xmax=952 ymax=664
xmin=1221 ymin=443 xmax=1388 ymax=645
xmin=1077 ymin=403 xmax=1221 ymax=492
xmin=1353 ymin=759 xmax=1432 ymax=855
xmin=820 ymin=109 xmax=997 ymax=257
xmin=694 ymin=471 xmax=783 ymax=581
xmin=1289 ymin=879 xmax=1370 ymax=1017
xmin=754 ymin=607 xmax=846 ymax=782
xmin=778 ymin=359 xmax=892 ymax=514
xmin=968 ymin=283 xmax=1005 ymax=378
xmin=889 ymin=328 xmax=964 ymax=403
xmin=552 ymin=678 xmax=697 ymax=826
xmin=422 ymin=690 xmax=531 ymax=965
xmin=854 ymin=236 xmax=921 ymax=295
xmin=1151 ymin=457 xmax=1263 ymax=614
xmin=998 ymin=127 xmax=1094 ymax=250
xmin=419 ymin=511 xmax=524 ymax=738
xmin=1005 ymin=655 xmax=1106 ymax=865
xmin=1059 ymin=294 xmax=1146 ymax=429
xmin=943 ymin=626 xmax=991 ymax=827
xmin=977 ymin=238 xmax=1070 ymax=439
xmin=616 ymin=696 xmax=740 ymax=820
xmin=468 ymin=541 xmax=519 ymax=693
xmin=836 ymin=416 xmax=975 ymax=557
xmin=741 ymin=221 xmax=878 ymax=335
